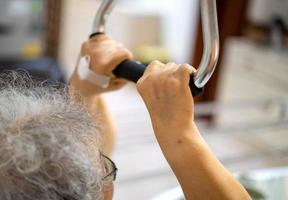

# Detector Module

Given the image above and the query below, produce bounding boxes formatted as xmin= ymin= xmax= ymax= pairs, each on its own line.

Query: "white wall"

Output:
xmin=59 ymin=0 xmax=199 ymax=77
xmin=108 ymin=0 xmax=200 ymax=63
xmin=59 ymin=0 xmax=101 ymax=77
xmin=248 ymin=0 xmax=288 ymax=26
xmin=161 ymin=0 xmax=199 ymax=63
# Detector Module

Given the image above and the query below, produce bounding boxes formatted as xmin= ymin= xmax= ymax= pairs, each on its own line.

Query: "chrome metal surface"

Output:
xmin=194 ymin=0 xmax=220 ymax=88
xmin=93 ymin=0 xmax=220 ymax=88
xmin=92 ymin=0 xmax=114 ymax=33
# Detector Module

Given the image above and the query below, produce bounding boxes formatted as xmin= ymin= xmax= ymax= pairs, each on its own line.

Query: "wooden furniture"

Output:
xmin=192 ymin=0 xmax=249 ymax=104
xmin=45 ymin=0 xmax=63 ymax=59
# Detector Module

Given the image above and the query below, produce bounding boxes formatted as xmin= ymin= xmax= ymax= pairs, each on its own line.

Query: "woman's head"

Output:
xmin=0 ymin=71 xmax=108 ymax=200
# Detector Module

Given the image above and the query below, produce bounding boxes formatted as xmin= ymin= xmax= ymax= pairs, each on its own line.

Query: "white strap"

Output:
xmin=77 ymin=55 xmax=111 ymax=88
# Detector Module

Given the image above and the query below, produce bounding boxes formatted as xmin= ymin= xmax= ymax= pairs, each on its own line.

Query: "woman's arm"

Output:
xmin=154 ymin=122 xmax=250 ymax=200
xmin=69 ymin=74 xmax=116 ymax=155
xmin=137 ymin=61 xmax=251 ymax=200
xmin=69 ymin=34 xmax=133 ymax=155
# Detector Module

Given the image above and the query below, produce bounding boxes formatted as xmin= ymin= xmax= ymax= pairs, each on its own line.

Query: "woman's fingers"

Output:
xmin=106 ymin=48 xmax=134 ymax=72
xmin=77 ymin=34 xmax=134 ymax=93
xmin=137 ymin=62 xmax=197 ymax=96
xmin=144 ymin=60 xmax=165 ymax=75
xmin=136 ymin=61 xmax=195 ymax=129
xmin=109 ymin=78 xmax=128 ymax=90
xmin=175 ymin=64 xmax=196 ymax=85
xmin=89 ymin=34 xmax=112 ymax=42
xmin=84 ymin=38 xmax=133 ymax=76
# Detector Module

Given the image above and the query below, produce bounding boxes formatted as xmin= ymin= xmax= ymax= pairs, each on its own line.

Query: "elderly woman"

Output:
xmin=0 ymin=35 xmax=251 ymax=200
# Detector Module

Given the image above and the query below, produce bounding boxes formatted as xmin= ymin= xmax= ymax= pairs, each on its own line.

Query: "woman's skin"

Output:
xmin=70 ymin=35 xmax=251 ymax=200
xmin=70 ymin=34 xmax=133 ymax=199
xmin=70 ymin=35 xmax=133 ymax=155
xmin=137 ymin=61 xmax=251 ymax=200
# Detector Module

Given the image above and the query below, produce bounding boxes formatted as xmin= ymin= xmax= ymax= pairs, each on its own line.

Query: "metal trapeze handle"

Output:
xmin=90 ymin=0 xmax=220 ymax=96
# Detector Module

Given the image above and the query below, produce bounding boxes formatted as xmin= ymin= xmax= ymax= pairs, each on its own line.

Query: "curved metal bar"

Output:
xmin=92 ymin=0 xmax=220 ymax=89
xmin=92 ymin=0 xmax=114 ymax=33
xmin=194 ymin=0 xmax=220 ymax=88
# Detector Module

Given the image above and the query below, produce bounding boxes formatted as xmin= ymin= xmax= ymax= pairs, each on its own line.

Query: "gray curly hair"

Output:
xmin=0 ymin=71 xmax=104 ymax=200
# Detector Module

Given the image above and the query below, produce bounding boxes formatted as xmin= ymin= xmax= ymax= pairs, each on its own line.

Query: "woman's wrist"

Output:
xmin=152 ymin=120 xmax=203 ymax=159
xmin=149 ymin=111 xmax=194 ymax=130
xmin=155 ymin=123 xmax=214 ymax=176
xmin=164 ymin=131 xmax=207 ymax=166
xmin=69 ymin=69 xmax=103 ymax=98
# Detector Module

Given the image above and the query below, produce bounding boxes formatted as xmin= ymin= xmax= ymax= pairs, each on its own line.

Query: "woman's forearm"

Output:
xmin=69 ymin=72 xmax=116 ymax=155
xmin=87 ymin=95 xmax=116 ymax=155
xmin=68 ymin=35 xmax=132 ymax=154
xmin=153 ymin=122 xmax=251 ymax=200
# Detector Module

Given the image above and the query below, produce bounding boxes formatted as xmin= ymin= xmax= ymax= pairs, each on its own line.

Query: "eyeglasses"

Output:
xmin=100 ymin=152 xmax=118 ymax=182
xmin=54 ymin=153 xmax=117 ymax=200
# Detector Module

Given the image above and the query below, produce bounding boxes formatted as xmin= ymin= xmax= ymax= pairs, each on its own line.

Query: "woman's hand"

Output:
xmin=70 ymin=34 xmax=133 ymax=97
xmin=137 ymin=61 xmax=196 ymax=136
xmin=69 ymin=35 xmax=133 ymax=156
xmin=137 ymin=60 xmax=198 ymax=153
xmin=137 ymin=61 xmax=251 ymax=200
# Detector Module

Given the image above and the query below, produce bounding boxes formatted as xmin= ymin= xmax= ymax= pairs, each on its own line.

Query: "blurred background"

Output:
xmin=0 ymin=0 xmax=288 ymax=199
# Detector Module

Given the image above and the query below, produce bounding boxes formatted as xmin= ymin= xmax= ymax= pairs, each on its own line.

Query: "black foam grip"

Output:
xmin=113 ymin=60 xmax=203 ymax=97
xmin=89 ymin=32 xmax=203 ymax=97
xmin=113 ymin=60 xmax=145 ymax=83
xmin=89 ymin=32 xmax=104 ymax=38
